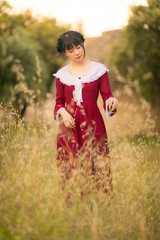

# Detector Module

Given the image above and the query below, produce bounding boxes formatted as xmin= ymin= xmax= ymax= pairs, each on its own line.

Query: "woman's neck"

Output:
xmin=70 ymin=57 xmax=89 ymax=68
xmin=68 ymin=58 xmax=92 ymax=77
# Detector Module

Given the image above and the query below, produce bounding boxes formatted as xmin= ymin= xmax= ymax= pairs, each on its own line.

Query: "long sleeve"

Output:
xmin=100 ymin=71 xmax=117 ymax=118
xmin=54 ymin=78 xmax=65 ymax=120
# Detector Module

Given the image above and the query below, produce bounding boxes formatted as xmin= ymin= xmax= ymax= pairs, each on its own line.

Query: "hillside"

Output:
xmin=85 ymin=29 xmax=123 ymax=66
xmin=85 ymin=29 xmax=123 ymax=90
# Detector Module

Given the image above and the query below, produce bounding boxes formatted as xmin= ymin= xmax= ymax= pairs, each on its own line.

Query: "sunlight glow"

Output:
xmin=8 ymin=0 xmax=147 ymax=37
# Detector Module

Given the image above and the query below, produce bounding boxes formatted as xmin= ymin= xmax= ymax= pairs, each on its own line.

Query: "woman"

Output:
xmin=53 ymin=30 xmax=118 ymax=193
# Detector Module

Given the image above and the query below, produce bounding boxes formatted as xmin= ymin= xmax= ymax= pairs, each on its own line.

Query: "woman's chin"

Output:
xmin=75 ymin=56 xmax=84 ymax=63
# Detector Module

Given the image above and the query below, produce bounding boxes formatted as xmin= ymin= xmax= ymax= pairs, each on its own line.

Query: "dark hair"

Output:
xmin=56 ymin=30 xmax=85 ymax=54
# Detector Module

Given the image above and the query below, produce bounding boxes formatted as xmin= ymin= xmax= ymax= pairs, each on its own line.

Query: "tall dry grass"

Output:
xmin=0 ymin=101 xmax=160 ymax=240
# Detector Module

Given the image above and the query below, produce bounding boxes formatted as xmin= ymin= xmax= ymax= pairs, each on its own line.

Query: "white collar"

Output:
xmin=53 ymin=61 xmax=109 ymax=86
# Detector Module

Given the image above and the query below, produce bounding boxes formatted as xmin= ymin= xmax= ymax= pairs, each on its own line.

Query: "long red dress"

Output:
xmin=53 ymin=61 xmax=116 ymax=192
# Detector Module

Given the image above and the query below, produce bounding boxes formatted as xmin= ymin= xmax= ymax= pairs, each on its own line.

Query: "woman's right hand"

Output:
xmin=59 ymin=109 xmax=76 ymax=129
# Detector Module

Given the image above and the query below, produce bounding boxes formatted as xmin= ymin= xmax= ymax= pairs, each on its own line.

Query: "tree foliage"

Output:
xmin=0 ymin=0 xmax=70 ymax=117
xmin=28 ymin=17 xmax=70 ymax=90
xmin=110 ymin=0 xmax=160 ymax=105
xmin=0 ymin=28 xmax=48 ymax=116
xmin=0 ymin=1 xmax=37 ymax=36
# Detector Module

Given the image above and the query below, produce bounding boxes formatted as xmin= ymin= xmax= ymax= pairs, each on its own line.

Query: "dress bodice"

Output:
xmin=53 ymin=61 xmax=109 ymax=106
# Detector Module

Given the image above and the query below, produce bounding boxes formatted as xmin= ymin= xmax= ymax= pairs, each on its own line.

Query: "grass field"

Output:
xmin=0 ymin=105 xmax=160 ymax=240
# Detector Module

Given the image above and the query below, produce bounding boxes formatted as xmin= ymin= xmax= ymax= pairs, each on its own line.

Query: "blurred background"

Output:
xmin=0 ymin=0 xmax=160 ymax=137
xmin=0 ymin=2 xmax=160 ymax=239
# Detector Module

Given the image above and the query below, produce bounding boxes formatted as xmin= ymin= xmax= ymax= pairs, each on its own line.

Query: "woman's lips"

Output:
xmin=76 ymin=56 xmax=81 ymax=59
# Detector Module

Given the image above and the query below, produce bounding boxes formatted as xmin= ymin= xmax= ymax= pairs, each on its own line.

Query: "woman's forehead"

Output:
xmin=65 ymin=43 xmax=80 ymax=50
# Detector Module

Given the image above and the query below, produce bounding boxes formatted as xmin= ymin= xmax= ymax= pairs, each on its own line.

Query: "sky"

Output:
xmin=8 ymin=0 xmax=147 ymax=37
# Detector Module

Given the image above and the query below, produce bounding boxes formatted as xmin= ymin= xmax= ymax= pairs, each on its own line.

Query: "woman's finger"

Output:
xmin=108 ymin=98 xmax=118 ymax=110
xmin=65 ymin=117 xmax=75 ymax=129
xmin=70 ymin=118 xmax=76 ymax=129
xmin=112 ymin=100 xmax=116 ymax=110
xmin=109 ymin=99 xmax=114 ymax=109
xmin=108 ymin=100 xmax=112 ymax=109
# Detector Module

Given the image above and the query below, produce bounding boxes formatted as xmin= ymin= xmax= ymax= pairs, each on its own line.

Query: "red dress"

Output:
xmin=53 ymin=62 xmax=116 ymax=191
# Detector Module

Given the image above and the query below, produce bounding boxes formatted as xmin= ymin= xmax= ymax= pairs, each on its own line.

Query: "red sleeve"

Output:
xmin=99 ymin=71 xmax=114 ymax=111
xmin=99 ymin=71 xmax=117 ymax=117
xmin=54 ymin=78 xmax=65 ymax=119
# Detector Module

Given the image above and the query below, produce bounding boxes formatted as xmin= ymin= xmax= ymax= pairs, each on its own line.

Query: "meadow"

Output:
xmin=0 ymin=101 xmax=159 ymax=240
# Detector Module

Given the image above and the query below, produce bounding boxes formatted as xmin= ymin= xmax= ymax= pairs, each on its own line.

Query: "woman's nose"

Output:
xmin=75 ymin=50 xmax=79 ymax=55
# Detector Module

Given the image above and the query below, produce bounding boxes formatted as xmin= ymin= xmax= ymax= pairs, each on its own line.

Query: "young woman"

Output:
xmin=53 ymin=30 xmax=118 ymax=193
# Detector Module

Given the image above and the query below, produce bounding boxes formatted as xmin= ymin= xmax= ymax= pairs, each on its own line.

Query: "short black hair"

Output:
xmin=56 ymin=30 xmax=85 ymax=54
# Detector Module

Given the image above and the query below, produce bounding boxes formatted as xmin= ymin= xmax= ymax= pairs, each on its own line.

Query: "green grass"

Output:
xmin=0 ymin=118 xmax=160 ymax=240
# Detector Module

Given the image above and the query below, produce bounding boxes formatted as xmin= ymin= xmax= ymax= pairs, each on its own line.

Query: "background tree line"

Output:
xmin=0 ymin=0 xmax=70 ymax=117
xmin=0 ymin=0 xmax=159 ymax=119
xmin=110 ymin=0 xmax=160 ymax=109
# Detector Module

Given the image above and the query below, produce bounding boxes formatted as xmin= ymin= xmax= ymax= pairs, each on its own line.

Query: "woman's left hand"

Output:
xmin=108 ymin=97 xmax=118 ymax=110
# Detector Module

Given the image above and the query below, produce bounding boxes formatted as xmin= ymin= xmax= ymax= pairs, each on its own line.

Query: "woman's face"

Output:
xmin=65 ymin=44 xmax=85 ymax=63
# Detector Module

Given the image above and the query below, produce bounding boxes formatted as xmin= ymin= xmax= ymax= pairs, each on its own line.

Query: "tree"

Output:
xmin=0 ymin=27 xmax=48 ymax=117
xmin=110 ymin=0 xmax=160 ymax=106
xmin=0 ymin=1 xmax=70 ymax=117
xmin=0 ymin=1 xmax=37 ymax=36
xmin=0 ymin=1 xmax=70 ymax=92
xmin=28 ymin=18 xmax=70 ymax=90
